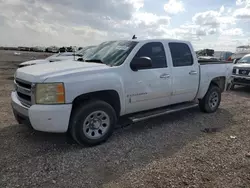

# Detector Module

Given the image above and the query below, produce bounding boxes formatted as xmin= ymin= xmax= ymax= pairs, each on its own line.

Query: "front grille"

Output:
xmin=232 ymin=69 xmax=236 ymax=74
xmin=17 ymin=92 xmax=31 ymax=101
xmin=16 ymin=79 xmax=31 ymax=89
xmin=239 ymin=69 xmax=250 ymax=75
xmin=14 ymin=79 xmax=32 ymax=107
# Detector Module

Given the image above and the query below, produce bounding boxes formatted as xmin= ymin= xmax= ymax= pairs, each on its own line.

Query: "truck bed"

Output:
xmin=198 ymin=59 xmax=233 ymax=65
xmin=196 ymin=60 xmax=233 ymax=99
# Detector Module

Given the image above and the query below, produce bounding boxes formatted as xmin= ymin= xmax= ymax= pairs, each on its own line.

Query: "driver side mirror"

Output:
xmin=130 ymin=57 xmax=152 ymax=71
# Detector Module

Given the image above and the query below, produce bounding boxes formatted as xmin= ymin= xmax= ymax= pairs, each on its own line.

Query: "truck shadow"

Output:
xmin=230 ymin=86 xmax=250 ymax=98
xmin=0 ymin=107 xmax=234 ymax=187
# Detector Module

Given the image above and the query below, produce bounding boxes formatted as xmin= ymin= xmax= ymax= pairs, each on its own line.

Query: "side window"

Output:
xmin=169 ymin=42 xmax=193 ymax=67
xmin=134 ymin=42 xmax=167 ymax=69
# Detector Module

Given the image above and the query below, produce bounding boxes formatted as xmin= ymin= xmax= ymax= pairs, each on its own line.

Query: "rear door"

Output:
xmin=168 ymin=42 xmax=199 ymax=104
xmin=125 ymin=42 xmax=172 ymax=114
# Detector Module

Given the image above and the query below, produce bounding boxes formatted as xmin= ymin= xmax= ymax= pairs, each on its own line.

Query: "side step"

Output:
xmin=129 ymin=102 xmax=198 ymax=123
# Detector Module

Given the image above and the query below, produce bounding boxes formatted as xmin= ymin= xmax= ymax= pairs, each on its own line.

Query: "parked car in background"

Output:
xmin=231 ymin=45 xmax=250 ymax=64
xmin=231 ymin=54 xmax=250 ymax=89
xmin=18 ymin=46 xmax=96 ymax=68
xmin=213 ymin=51 xmax=233 ymax=61
xmin=45 ymin=46 xmax=59 ymax=53
xmin=32 ymin=46 xmax=46 ymax=52
xmin=18 ymin=46 xmax=30 ymax=51
xmin=12 ymin=39 xmax=232 ymax=146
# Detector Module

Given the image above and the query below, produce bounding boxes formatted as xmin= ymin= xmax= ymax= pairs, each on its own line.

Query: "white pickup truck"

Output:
xmin=11 ymin=39 xmax=232 ymax=146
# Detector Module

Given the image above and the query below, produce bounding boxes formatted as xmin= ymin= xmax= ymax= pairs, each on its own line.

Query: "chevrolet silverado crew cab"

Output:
xmin=12 ymin=39 xmax=232 ymax=146
xmin=231 ymin=54 xmax=250 ymax=89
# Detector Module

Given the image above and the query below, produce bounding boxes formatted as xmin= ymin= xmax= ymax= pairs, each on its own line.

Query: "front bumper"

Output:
xmin=231 ymin=75 xmax=250 ymax=86
xmin=11 ymin=91 xmax=72 ymax=133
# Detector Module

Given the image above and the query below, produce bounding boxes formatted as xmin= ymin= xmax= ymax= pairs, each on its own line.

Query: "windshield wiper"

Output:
xmin=84 ymin=59 xmax=104 ymax=64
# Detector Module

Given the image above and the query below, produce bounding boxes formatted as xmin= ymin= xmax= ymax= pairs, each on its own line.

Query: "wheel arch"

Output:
xmin=209 ymin=76 xmax=226 ymax=92
xmin=71 ymin=90 xmax=121 ymax=118
xmin=197 ymin=76 xmax=226 ymax=99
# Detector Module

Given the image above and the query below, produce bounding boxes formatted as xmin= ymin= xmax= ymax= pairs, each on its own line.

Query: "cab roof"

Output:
xmin=127 ymin=38 xmax=191 ymax=44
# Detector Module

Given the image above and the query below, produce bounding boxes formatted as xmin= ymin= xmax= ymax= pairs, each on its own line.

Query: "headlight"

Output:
xmin=35 ymin=83 xmax=65 ymax=104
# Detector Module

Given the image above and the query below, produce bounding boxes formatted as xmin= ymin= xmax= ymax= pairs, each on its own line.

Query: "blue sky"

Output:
xmin=0 ymin=0 xmax=249 ymax=51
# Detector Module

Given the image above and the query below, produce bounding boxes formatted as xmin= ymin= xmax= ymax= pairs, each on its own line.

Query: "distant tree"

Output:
xmin=59 ymin=47 xmax=66 ymax=53
xmin=66 ymin=46 xmax=73 ymax=52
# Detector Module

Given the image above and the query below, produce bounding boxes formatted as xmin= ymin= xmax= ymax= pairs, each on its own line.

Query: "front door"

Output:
xmin=168 ymin=42 xmax=199 ymax=104
xmin=125 ymin=42 xmax=172 ymax=114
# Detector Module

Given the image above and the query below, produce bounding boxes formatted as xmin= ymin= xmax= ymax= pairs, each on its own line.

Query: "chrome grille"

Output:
xmin=239 ymin=69 xmax=250 ymax=75
xmin=14 ymin=79 xmax=32 ymax=107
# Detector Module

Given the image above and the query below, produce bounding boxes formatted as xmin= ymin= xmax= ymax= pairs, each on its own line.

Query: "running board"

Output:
xmin=129 ymin=102 xmax=198 ymax=123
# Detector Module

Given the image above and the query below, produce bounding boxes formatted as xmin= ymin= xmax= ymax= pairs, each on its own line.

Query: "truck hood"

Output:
xmin=19 ymin=59 xmax=50 ymax=66
xmin=15 ymin=60 xmax=109 ymax=82
xmin=234 ymin=63 xmax=250 ymax=69
xmin=49 ymin=55 xmax=75 ymax=62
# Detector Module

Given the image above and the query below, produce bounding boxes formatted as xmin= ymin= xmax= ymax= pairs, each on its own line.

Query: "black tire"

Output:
xmin=199 ymin=85 xmax=221 ymax=113
xmin=230 ymin=84 xmax=235 ymax=90
xmin=15 ymin=116 xmax=22 ymax=124
xmin=13 ymin=111 xmax=22 ymax=124
xmin=69 ymin=100 xmax=117 ymax=146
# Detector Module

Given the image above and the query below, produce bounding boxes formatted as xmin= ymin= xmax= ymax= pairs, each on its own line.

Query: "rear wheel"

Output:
xmin=69 ymin=100 xmax=117 ymax=146
xmin=199 ymin=85 xmax=221 ymax=113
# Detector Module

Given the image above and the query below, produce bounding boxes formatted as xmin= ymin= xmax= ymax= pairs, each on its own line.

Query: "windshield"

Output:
xmin=75 ymin=46 xmax=96 ymax=56
xmin=238 ymin=56 xmax=250 ymax=64
xmin=58 ymin=52 xmax=74 ymax=56
xmin=84 ymin=40 xmax=138 ymax=66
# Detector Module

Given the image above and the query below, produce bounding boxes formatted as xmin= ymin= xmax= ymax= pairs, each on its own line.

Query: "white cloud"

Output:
xmin=128 ymin=0 xmax=144 ymax=10
xmin=234 ymin=8 xmax=250 ymax=19
xmin=192 ymin=10 xmax=221 ymax=27
xmin=193 ymin=35 xmax=247 ymax=51
xmin=219 ymin=5 xmax=225 ymax=13
xmin=236 ymin=0 xmax=250 ymax=7
xmin=0 ymin=0 xmax=248 ymax=52
xmin=234 ymin=0 xmax=250 ymax=19
xmin=130 ymin=12 xmax=170 ymax=26
xmin=236 ymin=0 xmax=245 ymax=6
xmin=0 ymin=0 xmax=149 ymax=46
xmin=221 ymin=28 xmax=244 ymax=36
xmin=192 ymin=9 xmax=235 ymax=28
xmin=164 ymin=0 xmax=185 ymax=15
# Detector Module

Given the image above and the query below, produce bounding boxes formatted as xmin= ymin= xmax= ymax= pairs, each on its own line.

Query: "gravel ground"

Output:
xmin=0 ymin=50 xmax=250 ymax=188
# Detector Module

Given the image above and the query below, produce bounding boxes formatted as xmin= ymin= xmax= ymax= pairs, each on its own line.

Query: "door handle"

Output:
xmin=160 ymin=73 xmax=170 ymax=79
xmin=189 ymin=70 xmax=197 ymax=75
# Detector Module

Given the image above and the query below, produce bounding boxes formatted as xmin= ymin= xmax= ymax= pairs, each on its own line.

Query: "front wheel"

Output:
xmin=69 ymin=100 xmax=117 ymax=146
xmin=230 ymin=84 xmax=235 ymax=90
xmin=199 ymin=85 xmax=221 ymax=113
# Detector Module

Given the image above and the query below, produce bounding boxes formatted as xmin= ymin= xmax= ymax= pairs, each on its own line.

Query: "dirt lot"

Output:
xmin=0 ymin=50 xmax=249 ymax=188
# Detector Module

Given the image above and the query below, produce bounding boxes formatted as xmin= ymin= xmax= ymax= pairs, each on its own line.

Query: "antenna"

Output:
xmin=74 ymin=48 xmax=76 ymax=61
xmin=132 ymin=35 xmax=137 ymax=39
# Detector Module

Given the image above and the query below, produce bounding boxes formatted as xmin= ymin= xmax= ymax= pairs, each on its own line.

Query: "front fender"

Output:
xmin=63 ymin=73 xmax=125 ymax=114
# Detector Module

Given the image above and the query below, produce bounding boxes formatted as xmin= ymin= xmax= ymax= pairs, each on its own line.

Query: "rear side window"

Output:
xmin=169 ymin=43 xmax=193 ymax=67
xmin=135 ymin=42 xmax=167 ymax=68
